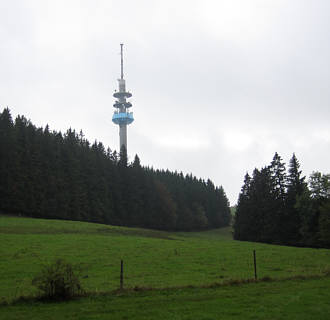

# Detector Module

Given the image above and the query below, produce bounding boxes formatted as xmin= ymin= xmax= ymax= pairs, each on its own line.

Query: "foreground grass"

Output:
xmin=1 ymin=215 xmax=330 ymax=303
xmin=1 ymin=277 xmax=330 ymax=320
xmin=0 ymin=216 xmax=330 ymax=300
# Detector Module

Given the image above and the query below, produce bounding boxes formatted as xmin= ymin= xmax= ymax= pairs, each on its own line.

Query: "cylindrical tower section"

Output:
xmin=119 ymin=124 xmax=127 ymax=151
xmin=118 ymin=79 xmax=126 ymax=93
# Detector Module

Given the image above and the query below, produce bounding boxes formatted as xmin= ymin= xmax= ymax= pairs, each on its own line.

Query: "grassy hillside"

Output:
xmin=1 ymin=215 xmax=330 ymax=303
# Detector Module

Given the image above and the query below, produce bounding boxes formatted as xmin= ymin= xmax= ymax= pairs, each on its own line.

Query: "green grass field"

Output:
xmin=1 ymin=215 xmax=330 ymax=319
xmin=2 ymin=278 xmax=330 ymax=320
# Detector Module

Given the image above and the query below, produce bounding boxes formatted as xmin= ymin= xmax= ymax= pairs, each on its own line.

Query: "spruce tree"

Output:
xmin=268 ymin=152 xmax=287 ymax=242
xmin=285 ymin=153 xmax=306 ymax=244
xmin=269 ymin=152 xmax=287 ymax=200
xmin=0 ymin=108 xmax=15 ymax=212
xmin=132 ymin=154 xmax=141 ymax=168
xmin=233 ymin=173 xmax=252 ymax=240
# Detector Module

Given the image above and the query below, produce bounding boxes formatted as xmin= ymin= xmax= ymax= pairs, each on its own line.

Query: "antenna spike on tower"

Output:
xmin=120 ymin=43 xmax=124 ymax=79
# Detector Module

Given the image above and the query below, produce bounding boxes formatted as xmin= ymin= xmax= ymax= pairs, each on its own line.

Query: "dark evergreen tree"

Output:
xmin=214 ymin=186 xmax=231 ymax=227
xmin=0 ymin=108 xmax=15 ymax=212
xmin=295 ymin=188 xmax=321 ymax=247
xmin=284 ymin=153 xmax=307 ymax=244
xmin=269 ymin=152 xmax=287 ymax=200
xmin=251 ymin=167 xmax=277 ymax=243
xmin=268 ymin=152 xmax=287 ymax=242
xmin=233 ymin=173 xmax=251 ymax=240
xmin=132 ymin=154 xmax=141 ymax=168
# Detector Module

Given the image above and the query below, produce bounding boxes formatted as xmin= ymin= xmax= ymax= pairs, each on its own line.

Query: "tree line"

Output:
xmin=0 ymin=108 xmax=231 ymax=231
xmin=233 ymin=152 xmax=330 ymax=248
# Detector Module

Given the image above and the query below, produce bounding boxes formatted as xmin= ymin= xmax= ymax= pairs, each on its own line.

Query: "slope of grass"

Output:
xmin=1 ymin=215 xmax=330 ymax=303
xmin=2 ymin=278 xmax=330 ymax=320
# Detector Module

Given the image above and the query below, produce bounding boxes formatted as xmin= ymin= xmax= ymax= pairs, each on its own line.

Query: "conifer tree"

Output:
xmin=0 ymin=108 xmax=15 ymax=212
xmin=285 ymin=153 xmax=306 ymax=244
xmin=132 ymin=154 xmax=141 ymax=168
xmin=269 ymin=152 xmax=287 ymax=201
xmin=233 ymin=173 xmax=252 ymax=240
xmin=268 ymin=152 xmax=287 ymax=242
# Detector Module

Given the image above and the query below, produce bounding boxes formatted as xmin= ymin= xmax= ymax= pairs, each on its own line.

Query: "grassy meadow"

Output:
xmin=1 ymin=214 xmax=330 ymax=319
xmin=2 ymin=278 xmax=330 ymax=320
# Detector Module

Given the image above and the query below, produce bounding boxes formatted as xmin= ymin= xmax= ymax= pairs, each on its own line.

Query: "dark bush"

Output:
xmin=32 ymin=259 xmax=84 ymax=300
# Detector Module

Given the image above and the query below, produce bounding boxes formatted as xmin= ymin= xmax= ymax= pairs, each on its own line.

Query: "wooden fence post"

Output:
xmin=120 ymin=259 xmax=124 ymax=289
xmin=253 ymin=250 xmax=257 ymax=280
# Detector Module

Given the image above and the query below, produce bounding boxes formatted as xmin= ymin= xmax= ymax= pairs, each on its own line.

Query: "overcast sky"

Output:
xmin=1 ymin=0 xmax=329 ymax=204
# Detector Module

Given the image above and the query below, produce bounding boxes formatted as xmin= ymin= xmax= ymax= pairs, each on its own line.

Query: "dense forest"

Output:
xmin=233 ymin=152 xmax=330 ymax=248
xmin=0 ymin=108 xmax=231 ymax=231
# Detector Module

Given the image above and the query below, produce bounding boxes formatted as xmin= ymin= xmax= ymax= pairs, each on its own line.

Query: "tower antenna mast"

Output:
xmin=120 ymin=43 xmax=124 ymax=80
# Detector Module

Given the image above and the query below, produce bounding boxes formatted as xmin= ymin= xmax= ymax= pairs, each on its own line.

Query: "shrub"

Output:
xmin=32 ymin=259 xmax=84 ymax=300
